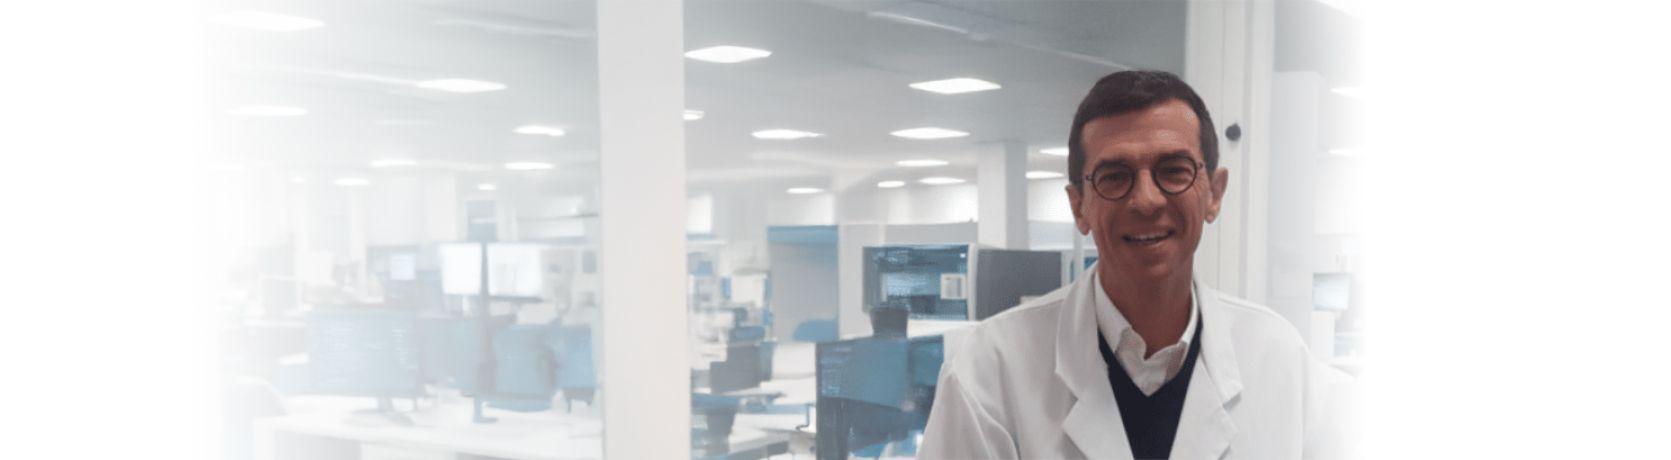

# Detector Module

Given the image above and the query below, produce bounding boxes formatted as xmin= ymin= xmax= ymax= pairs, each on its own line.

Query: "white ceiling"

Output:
xmin=218 ymin=1 xmax=1366 ymax=193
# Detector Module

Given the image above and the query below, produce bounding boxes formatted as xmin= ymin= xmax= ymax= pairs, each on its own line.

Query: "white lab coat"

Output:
xmin=920 ymin=271 xmax=1357 ymax=459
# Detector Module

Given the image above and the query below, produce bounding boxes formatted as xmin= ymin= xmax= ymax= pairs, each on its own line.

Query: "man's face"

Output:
xmin=1066 ymin=99 xmax=1229 ymax=283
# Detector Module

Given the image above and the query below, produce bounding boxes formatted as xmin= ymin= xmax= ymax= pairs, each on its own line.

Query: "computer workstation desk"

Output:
xmin=254 ymin=395 xmax=791 ymax=460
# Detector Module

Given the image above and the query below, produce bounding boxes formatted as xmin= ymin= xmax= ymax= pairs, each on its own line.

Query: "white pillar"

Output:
xmin=977 ymin=140 xmax=1030 ymax=249
xmin=597 ymin=0 xmax=688 ymax=456
xmin=1184 ymin=0 xmax=1274 ymax=300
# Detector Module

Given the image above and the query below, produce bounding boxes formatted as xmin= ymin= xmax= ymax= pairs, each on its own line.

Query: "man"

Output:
xmin=918 ymin=71 xmax=1354 ymax=459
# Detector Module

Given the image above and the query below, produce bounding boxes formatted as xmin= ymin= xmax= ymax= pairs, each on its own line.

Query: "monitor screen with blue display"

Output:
xmin=865 ymin=245 xmax=970 ymax=320
xmin=309 ymin=309 xmax=424 ymax=398
xmin=816 ymin=335 xmax=947 ymax=459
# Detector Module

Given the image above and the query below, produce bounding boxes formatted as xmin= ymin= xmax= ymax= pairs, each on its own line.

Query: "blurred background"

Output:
xmin=204 ymin=0 xmax=1365 ymax=458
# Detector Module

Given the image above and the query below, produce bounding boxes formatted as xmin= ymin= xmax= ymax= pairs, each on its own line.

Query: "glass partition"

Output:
xmin=207 ymin=1 xmax=604 ymax=458
xmin=681 ymin=1 xmax=1202 ymax=458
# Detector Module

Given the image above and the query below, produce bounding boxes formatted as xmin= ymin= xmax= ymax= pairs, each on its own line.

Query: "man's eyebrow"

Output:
xmin=1088 ymin=158 xmax=1131 ymax=172
xmin=1088 ymin=150 xmax=1195 ymax=172
xmin=1159 ymin=150 xmax=1194 ymax=161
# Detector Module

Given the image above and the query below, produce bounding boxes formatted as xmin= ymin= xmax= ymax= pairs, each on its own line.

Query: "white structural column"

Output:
xmin=977 ymin=140 xmax=1030 ymax=249
xmin=1184 ymin=0 xmax=1275 ymax=301
xmin=597 ymin=0 xmax=688 ymax=457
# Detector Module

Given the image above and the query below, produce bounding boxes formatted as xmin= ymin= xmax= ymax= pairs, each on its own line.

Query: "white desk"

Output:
xmin=255 ymin=396 xmax=788 ymax=460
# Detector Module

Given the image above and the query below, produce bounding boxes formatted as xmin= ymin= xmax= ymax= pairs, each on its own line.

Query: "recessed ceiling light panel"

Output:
xmin=786 ymin=187 xmax=824 ymax=194
xmin=1026 ymin=171 xmax=1064 ymax=179
xmin=685 ymin=46 xmax=772 ymax=63
xmin=513 ymin=125 xmax=566 ymax=137
xmin=370 ymin=158 xmax=417 ymax=168
xmin=416 ymin=78 xmax=507 ymax=93
xmin=751 ymin=129 xmax=822 ymax=140
xmin=896 ymin=159 xmax=949 ymax=167
xmin=909 ymin=77 xmax=1002 ymax=94
xmin=890 ymin=127 xmax=968 ymax=140
xmin=919 ymin=177 xmax=966 ymax=185
xmin=684 ymin=109 xmax=705 ymax=121
xmin=504 ymin=161 xmax=555 ymax=171
xmin=877 ymin=180 xmax=906 ymax=189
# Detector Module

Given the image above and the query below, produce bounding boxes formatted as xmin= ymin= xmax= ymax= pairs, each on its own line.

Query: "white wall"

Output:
xmin=778 ymin=184 xmax=979 ymax=227
xmin=1028 ymin=178 xmax=1074 ymax=223
xmin=365 ymin=176 xmax=427 ymax=246
xmin=767 ymin=192 xmax=836 ymax=226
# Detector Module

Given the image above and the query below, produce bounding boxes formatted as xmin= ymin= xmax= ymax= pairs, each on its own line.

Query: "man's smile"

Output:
xmin=1121 ymin=229 xmax=1176 ymax=246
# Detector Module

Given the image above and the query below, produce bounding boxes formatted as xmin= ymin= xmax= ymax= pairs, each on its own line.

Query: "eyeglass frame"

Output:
xmin=1078 ymin=154 xmax=1207 ymax=201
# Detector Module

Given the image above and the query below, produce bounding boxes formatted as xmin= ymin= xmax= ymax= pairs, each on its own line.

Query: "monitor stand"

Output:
xmin=348 ymin=396 xmax=415 ymax=426
xmin=472 ymin=396 xmax=498 ymax=424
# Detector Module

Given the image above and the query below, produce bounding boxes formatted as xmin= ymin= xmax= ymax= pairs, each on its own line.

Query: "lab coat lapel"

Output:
xmin=1170 ymin=282 xmax=1244 ymax=460
xmin=1055 ymin=271 xmax=1135 ymax=460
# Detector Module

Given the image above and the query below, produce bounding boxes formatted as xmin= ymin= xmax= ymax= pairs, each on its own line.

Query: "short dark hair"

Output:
xmin=1067 ymin=70 xmax=1217 ymax=187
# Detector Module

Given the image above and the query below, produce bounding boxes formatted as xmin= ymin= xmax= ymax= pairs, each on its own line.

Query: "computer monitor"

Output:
xmin=486 ymin=325 xmax=559 ymax=412
xmin=416 ymin=315 xmax=515 ymax=392
xmin=439 ymin=243 xmax=546 ymax=298
xmin=1313 ymin=273 xmax=1353 ymax=312
xmin=815 ymin=337 xmax=910 ymax=459
xmin=814 ymin=335 xmax=947 ymax=459
xmin=864 ymin=245 xmax=970 ymax=320
xmin=308 ymin=309 xmax=423 ymax=423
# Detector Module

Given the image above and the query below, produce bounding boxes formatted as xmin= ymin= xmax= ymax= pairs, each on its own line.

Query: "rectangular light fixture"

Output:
xmin=909 ymin=77 xmax=1002 ymax=94
xmin=919 ymin=177 xmax=965 ymax=185
xmin=333 ymin=177 xmax=370 ymax=187
xmin=786 ymin=187 xmax=824 ymax=195
xmin=1331 ymin=86 xmax=1367 ymax=99
xmin=416 ymin=78 xmax=507 ymax=93
xmin=227 ymin=105 xmax=307 ymax=117
xmin=504 ymin=161 xmax=555 ymax=171
xmin=1039 ymin=146 xmax=1069 ymax=156
xmin=752 ymin=129 xmax=822 ymax=140
xmin=513 ymin=125 xmax=566 ymax=136
xmin=684 ymin=109 xmax=705 ymax=121
xmin=891 ymin=127 xmax=968 ymax=140
xmin=370 ymin=158 xmax=417 ymax=168
xmin=876 ymin=180 xmax=906 ymax=189
xmin=685 ymin=46 xmax=772 ymax=63
xmin=477 ymin=183 xmax=498 ymax=191
xmin=1026 ymin=171 xmax=1064 ymax=180
xmin=211 ymin=11 xmax=323 ymax=31
xmin=896 ymin=159 xmax=948 ymax=167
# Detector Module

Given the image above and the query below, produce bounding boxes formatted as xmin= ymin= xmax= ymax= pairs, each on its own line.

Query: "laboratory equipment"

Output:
xmin=864 ymin=244 xmax=1062 ymax=322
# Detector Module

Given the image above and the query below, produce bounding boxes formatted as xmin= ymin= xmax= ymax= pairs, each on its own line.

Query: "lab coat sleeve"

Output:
xmin=1302 ymin=356 xmax=1361 ymax=460
xmin=918 ymin=368 xmax=1020 ymax=460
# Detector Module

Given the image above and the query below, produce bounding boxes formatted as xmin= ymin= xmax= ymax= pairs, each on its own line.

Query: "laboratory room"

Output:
xmin=208 ymin=0 xmax=1364 ymax=459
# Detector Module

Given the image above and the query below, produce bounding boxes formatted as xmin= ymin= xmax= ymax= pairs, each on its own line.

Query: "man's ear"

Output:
xmin=1066 ymin=183 xmax=1091 ymax=234
xmin=1205 ymin=166 xmax=1230 ymax=223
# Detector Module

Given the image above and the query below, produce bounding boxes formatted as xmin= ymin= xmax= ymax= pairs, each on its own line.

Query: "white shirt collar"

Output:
xmin=1090 ymin=268 xmax=1200 ymax=396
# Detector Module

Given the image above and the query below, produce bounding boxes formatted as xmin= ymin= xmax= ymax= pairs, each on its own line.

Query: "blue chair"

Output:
xmin=549 ymin=325 xmax=597 ymax=411
xmin=791 ymin=319 xmax=838 ymax=342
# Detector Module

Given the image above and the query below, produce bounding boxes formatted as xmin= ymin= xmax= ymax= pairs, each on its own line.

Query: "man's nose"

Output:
xmin=1125 ymin=174 xmax=1166 ymax=215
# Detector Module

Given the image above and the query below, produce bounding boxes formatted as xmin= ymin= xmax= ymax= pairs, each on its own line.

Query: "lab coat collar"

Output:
xmin=1055 ymin=269 xmax=1243 ymax=459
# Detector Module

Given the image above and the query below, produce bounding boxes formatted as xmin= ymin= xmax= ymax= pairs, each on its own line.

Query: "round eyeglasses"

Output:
xmin=1081 ymin=156 xmax=1204 ymax=201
